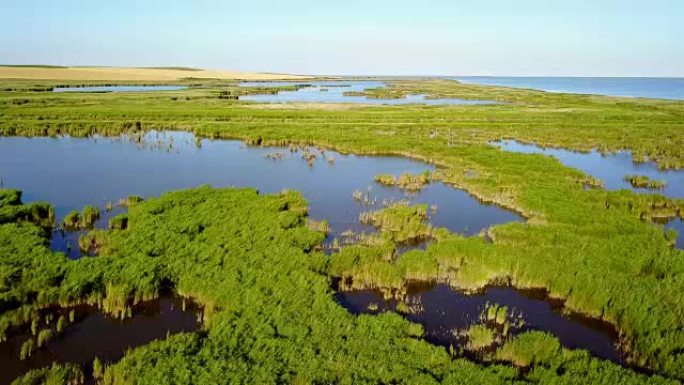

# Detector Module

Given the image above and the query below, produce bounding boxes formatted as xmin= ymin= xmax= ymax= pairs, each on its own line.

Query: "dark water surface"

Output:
xmin=449 ymin=77 xmax=684 ymax=100
xmin=336 ymin=283 xmax=624 ymax=364
xmin=0 ymin=296 xmax=201 ymax=385
xmin=239 ymin=81 xmax=495 ymax=105
xmin=53 ymin=85 xmax=188 ymax=93
xmin=0 ymin=132 xmax=520 ymax=256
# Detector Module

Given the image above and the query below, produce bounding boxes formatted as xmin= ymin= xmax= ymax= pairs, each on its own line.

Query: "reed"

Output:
xmin=62 ymin=210 xmax=80 ymax=230
xmin=465 ymin=324 xmax=496 ymax=351
xmin=36 ymin=328 xmax=53 ymax=348
xmin=118 ymin=195 xmax=143 ymax=207
xmin=80 ymin=205 xmax=100 ymax=228
xmin=3 ymin=76 xmax=684 ymax=382
xmin=108 ymin=214 xmax=128 ymax=230
xmin=624 ymin=174 xmax=667 ymax=189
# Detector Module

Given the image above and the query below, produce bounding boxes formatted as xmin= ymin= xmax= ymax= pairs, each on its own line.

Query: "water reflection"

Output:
xmin=0 ymin=296 xmax=201 ymax=384
xmin=336 ymin=282 xmax=624 ymax=364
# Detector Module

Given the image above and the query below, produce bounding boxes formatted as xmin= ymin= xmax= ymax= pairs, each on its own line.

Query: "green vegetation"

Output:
xmin=108 ymin=214 xmax=128 ymax=230
xmin=374 ymin=171 xmax=432 ymax=190
xmin=36 ymin=328 xmax=54 ymax=348
xmin=624 ymin=174 xmax=667 ymax=189
xmin=62 ymin=210 xmax=80 ymax=229
xmin=80 ymin=205 xmax=100 ymax=228
xmin=2 ymin=77 xmax=684 ymax=381
xmin=3 ymin=187 xmax=674 ymax=384
xmin=374 ymin=173 xmax=397 ymax=186
xmin=118 ymin=195 xmax=143 ymax=207
xmin=359 ymin=203 xmax=434 ymax=243
xmin=78 ymin=229 xmax=107 ymax=253
xmin=0 ymin=189 xmax=54 ymax=227
xmin=61 ymin=205 xmax=101 ymax=230
xmin=12 ymin=363 xmax=84 ymax=385
xmin=465 ymin=324 xmax=496 ymax=350
xmin=342 ymin=90 xmax=367 ymax=97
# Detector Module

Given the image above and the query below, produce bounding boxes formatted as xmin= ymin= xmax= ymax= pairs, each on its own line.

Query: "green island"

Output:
xmin=1 ymin=76 xmax=684 ymax=384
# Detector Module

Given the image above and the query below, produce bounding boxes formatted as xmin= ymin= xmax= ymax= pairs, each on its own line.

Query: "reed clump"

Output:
xmin=624 ymin=174 xmax=667 ymax=189
xmin=374 ymin=171 xmax=431 ymax=191
xmin=464 ymin=324 xmax=496 ymax=351
xmin=80 ymin=205 xmax=100 ymax=228
xmin=108 ymin=214 xmax=129 ymax=230
xmin=306 ymin=219 xmax=330 ymax=235
xmin=78 ymin=229 xmax=108 ymax=254
xmin=118 ymin=195 xmax=143 ymax=207
xmin=62 ymin=210 xmax=80 ymax=230
xmin=359 ymin=203 xmax=433 ymax=243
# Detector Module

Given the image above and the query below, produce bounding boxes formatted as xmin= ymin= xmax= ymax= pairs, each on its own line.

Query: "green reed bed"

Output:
xmin=2 ymin=187 xmax=675 ymax=385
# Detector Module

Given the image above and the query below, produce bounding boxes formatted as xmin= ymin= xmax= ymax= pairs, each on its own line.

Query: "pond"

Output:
xmin=336 ymin=282 xmax=625 ymax=364
xmin=239 ymin=80 xmax=495 ymax=105
xmin=0 ymin=295 xmax=201 ymax=385
xmin=53 ymin=85 xmax=188 ymax=93
xmin=0 ymin=131 xmax=521 ymax=257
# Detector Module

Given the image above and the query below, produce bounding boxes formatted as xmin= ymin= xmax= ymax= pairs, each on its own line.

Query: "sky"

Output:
xmin=2 ymin=0 xmax=682 ymax=76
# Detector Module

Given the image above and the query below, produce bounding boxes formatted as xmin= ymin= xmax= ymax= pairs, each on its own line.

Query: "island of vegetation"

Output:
xmin=623 ymin=174 xmax=668 ymax=189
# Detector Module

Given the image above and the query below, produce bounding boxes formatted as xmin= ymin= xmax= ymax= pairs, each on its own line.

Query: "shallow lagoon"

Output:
xmin=239 ymin=80 xmax=495 ymax=105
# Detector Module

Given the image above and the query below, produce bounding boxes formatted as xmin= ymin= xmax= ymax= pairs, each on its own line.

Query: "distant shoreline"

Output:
xmin=0 ymin=65 xmax=310 ymax=81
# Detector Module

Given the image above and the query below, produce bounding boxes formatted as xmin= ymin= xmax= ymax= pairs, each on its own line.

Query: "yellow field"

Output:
xmin=0 ymin=66 xmax=311 ymax=81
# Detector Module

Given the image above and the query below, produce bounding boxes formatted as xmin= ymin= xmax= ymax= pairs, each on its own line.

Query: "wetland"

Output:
xmin=1 ymin=76 xmax=683 ymax=384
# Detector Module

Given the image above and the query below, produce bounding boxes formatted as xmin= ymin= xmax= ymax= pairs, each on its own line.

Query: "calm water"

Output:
xmin=239 ymin=81 xmax=495 ymax=105
xmin=493 ymin=140 xmax=684 ymax=198
xmin=0 ymin=132 xmax=520 ymax=257
xmin=337 ymin=283 xmax=623 ymax=364
xmin=450 ymin=77 xmax=684 ymax=100
xmin=53 ymin=85 xmax=188 ymax=93
xmin=0 ymin=295 xmax=201 ymax=385
xmin=494 ymin=140 xmax=684 ymax=248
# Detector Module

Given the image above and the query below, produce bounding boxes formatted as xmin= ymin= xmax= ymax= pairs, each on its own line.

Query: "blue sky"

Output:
xmin=2 ymin=0 xmax=682 ymax=76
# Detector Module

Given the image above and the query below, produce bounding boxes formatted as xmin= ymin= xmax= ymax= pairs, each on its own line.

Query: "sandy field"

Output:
xmin=0 ymin=66 xmax=311 ymax=81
